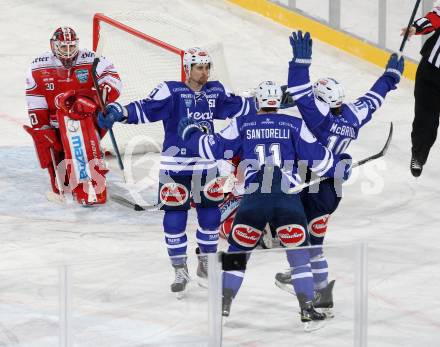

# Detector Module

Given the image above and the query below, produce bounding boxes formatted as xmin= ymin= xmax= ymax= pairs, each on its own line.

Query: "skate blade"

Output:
xmin=222 ymin=316 xmax=229 ymax=326
xmin=275 ymin=281 xmax=296 ymax=296
xmin=321 ymin=308 xmax=334 ymax=319
xmin=175 ymin=291 xmax=186 ymax=300
xmin=46 ymin=191 xmax=65 ymax=204
xmin=303 ymin=320 xmax=325 ymax=332
xmin=197 ymin=277 xmax=208 ymax=289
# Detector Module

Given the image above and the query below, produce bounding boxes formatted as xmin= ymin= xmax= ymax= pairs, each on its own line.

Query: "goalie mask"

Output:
xmin=256 ymin=81 xmax=282 ymax=111
xmin=313 ymin=77 xmax=345 ymax=109
xmin=183 ymin=47 xmax=212 ymax=79
xmin=50 ymin=27 xmax=79 ymax=69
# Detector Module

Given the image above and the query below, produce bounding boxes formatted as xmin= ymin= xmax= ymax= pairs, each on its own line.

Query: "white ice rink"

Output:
xmin=1 ymin=0 xmax=440 ymax=346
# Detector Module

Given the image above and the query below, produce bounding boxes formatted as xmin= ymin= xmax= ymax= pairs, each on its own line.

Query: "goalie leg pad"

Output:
xmin=56 ymin=109 xmax=107 ymax=205
xmin=23 ymin=125 xmax=63 ymax=169
xmin=220 ymin=212 xmax=235 ymax=239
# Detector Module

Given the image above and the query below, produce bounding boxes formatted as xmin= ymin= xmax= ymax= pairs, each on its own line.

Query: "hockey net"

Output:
xmin=93 ymin=12 xmax=232 ymax=155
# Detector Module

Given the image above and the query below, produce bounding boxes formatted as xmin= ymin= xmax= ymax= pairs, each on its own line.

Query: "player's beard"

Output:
xmin=194 ymin=74 xmax=209 ymax=87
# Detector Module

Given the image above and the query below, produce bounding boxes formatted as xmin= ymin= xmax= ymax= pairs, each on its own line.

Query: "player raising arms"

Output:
xmin=24 ymin=27 xmax=122 ymax=205
xmin=97 ymin=47 xmax=254 ymax=298
xmin=177 ymin=80 xmax=352 ymax=330
xmin=275 ymin=31 xmax=404 ymax=317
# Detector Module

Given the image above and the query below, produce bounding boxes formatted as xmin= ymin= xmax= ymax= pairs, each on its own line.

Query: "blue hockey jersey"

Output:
xmin=287 ymin=62 xmax=398 ymax=154
xmin=184 ymin=112 xmax=343 ymax=190
xmin=124 ymin=80 xmax=253 ymax=175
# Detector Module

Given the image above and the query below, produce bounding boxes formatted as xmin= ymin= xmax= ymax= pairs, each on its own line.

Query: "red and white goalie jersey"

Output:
xmin=24 ymin=46 xmax=122 ymax=205
xmin=26 ymin=49 xmax=121 ymax=129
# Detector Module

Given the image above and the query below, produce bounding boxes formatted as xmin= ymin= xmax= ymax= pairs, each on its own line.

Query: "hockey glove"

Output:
xmin=97 ymin=102 xmax=127 ymax=129
xmin=178 ymin=118 xmax=202 ymax=141
xmin=289 ymin=31 xmax=313 ymax=67
xmin=383 ymin=53 xmax=404 ymax=84
xmin=280 ymin=84 xmax=295 ymax=109
xmin=335 ymin=153 xmax=352 ymax=182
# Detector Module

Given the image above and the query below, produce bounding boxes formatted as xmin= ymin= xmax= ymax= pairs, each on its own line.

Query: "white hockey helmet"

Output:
xmin=183 ymin=47 xmax=212 ymax=77
xmin=256 ymin=81 xmax=282 ymax=111
xmin=312 ymin=77 xmax=345 ymax=108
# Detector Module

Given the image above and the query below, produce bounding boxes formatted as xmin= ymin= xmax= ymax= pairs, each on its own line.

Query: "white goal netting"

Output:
xmin=95 ymin=12 xmax=232 ymax=155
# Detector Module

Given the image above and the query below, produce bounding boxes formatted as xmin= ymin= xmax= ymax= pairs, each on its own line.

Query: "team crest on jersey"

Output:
xmin=184 ymin=99 xmax=192 ymax=108
xmin=276 ymin=224 xmax=306 ymax=247
xmin=231 ymin=224 xmax=262 ymax=249
xmin=159 ymin=183 xmax=189 ymax=206
xmin=75 ymin=69 xmax=89 ymax=83
xmin=309 ymin=214 xmax=330 ymax=238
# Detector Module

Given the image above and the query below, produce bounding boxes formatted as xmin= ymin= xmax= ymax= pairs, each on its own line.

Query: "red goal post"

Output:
xmin=92 ymin=13 xmax=187 ymax=155
xmin=92 ymin=12 xmax=233 ymax=155
xmin=93 ymin=13 xmax=186 ymax=82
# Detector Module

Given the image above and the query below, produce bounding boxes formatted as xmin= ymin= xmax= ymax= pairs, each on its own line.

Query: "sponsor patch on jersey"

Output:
xmin=159 ymin=183 xmax=189 ymax=206
xmin=204 ymin=178 xmax=225 ymax=201
xmin=184 ymin=98 xmax=192 ymax=108
xmin=75 ymin=69 xmax=89 ymax=83
xmin=231 ymin=224 xmax=262 ymax=249
xmin=276 ymin=224 xmax=306 ymax=247
xmin=309 ymin=214 xmax=330 ymax=238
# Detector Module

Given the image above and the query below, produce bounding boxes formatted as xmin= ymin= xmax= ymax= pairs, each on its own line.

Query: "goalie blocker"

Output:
xmin=25 ymin=89 xmax=108 ymax=205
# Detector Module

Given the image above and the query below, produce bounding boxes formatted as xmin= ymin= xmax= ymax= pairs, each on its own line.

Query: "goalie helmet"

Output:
xmin=255 ymin=81 xmax=282 ymax=111
xmin=312 ymin=77 xmax=345 ymax=108
xmin=50 ymin=27 xmax=79 ymax=69
xmin=183 ymin=47 xmax=212 ymax=78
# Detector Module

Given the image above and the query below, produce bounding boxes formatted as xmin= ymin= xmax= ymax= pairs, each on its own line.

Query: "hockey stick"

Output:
xmin=110 ymin=194 xmax=162 ymax=212
xmin=289 ymin=122 xmax=393 ymax=193
xmin=91 ymin=44 xmax=125 ymax=175
xmin=398 ymin=0 xmax=422 ymax=56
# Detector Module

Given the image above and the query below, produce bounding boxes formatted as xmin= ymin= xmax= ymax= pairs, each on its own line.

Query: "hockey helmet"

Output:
xmin=183 ymin=47 xmax=212 ymax=78
xmin=50 ymin=27 xmax=79 ymax=69
xmin=312 ymin=77 xmax=345 ymax=108
xmin=256 ymin=81 xmax=282 ymax=111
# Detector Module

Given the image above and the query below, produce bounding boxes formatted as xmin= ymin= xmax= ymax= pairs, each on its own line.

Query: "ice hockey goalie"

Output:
xmin=24 ymin=27 xmax=122 ymax=205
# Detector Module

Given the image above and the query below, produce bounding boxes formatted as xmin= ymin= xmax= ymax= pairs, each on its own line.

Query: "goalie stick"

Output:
xmin=91 ymin=40 xmax=125 ymax=177
xmin=289 ymin=122 xmax=394 ymax=193
xmin=110 ymin=194 xmax=162 ymax=212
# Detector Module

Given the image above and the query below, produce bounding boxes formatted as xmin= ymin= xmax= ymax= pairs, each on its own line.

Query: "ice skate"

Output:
xmin=171 ymin=263 xmax=190 ymax=299
xmin=313 ymin=280 xmax=335 ymax=318
xmin=196 ymin=247 xmax=208 ymax=288
xmin=298 ymin=294 xmax=326 ymax=332
xmin=222 ymin=288 xmax=234 ymax=318
xmin=274 ymin=270 xmax=296 ymax=295
xmin=410 ymin=155 xmax=423 ymax=177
